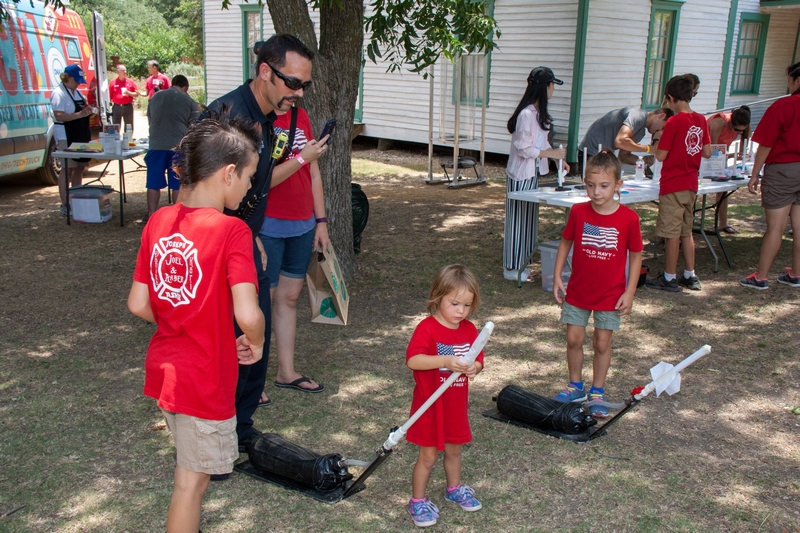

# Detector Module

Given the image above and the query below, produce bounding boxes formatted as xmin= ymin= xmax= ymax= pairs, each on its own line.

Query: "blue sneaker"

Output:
xmin=407 ymin=498 xmax=439 ymax=527
xmin=445 ymin=484 xmax=482 ymax=512
xmin=588 ymin=390 xmax=609 ymax=419
xmin=553 ymin=383 xmax=587 ymax=403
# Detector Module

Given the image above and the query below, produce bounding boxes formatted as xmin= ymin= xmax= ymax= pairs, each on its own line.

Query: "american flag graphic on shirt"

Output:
xmin=437 ymin=342 xmax=470 ymax=373
xmin=582 ymin=222 xmax=619 ymax=250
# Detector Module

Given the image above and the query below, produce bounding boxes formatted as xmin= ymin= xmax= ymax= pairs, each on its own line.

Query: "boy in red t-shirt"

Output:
xmin=128 ymin=115 xmax=265 ymax=533
xmin=552 ymin=152 xmax=643 ymax=418
xmin=647 ymin=74 xmax=711 ymax=292
xmin=405 ymin=264 xmax=485 ymax=527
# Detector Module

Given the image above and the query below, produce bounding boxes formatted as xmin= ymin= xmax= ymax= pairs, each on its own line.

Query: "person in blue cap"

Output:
xmin=51 ymin=64 xmax=95 ymax=215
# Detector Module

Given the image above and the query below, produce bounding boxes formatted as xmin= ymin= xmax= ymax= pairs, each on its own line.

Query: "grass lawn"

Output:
xmin=0 ymin=139 xmax=798 ymax=532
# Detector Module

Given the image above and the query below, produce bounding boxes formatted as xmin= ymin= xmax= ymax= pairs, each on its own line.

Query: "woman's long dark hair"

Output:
xmin=507 ymin=81 xmax=552 ymax=134
xmin=730 ymin=105 xmax=751 ymax=138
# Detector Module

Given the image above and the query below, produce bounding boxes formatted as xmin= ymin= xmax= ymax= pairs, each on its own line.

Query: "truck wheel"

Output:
xmin=35 ymin=140 xmax=61 ymax=186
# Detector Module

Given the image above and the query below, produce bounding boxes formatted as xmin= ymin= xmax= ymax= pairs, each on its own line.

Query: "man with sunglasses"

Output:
xmin=203 ymin=34 xmax=316 ymax=464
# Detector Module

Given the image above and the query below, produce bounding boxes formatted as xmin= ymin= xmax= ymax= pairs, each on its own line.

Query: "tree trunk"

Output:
xmin=266 ymin=0 xmax=364 ymax=280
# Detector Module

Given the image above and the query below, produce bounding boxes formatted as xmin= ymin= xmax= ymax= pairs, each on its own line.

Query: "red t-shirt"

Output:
xmin=405 ymin=316 xmax=485 ymax=450
xmin=109 ymin=77 xmax=137 ymax=105
xmin=751 ymin=92 xmax=800 ymax=164
xmin=561 ymin=202 xmax=643 ymax=311
xmin=659 ymin=112 xmax=710 ymax=195
xmin=145 ymin=74 xmax=171 ymax=98
xmin=265 ymin=108 xmax=315 ymax=220
xmin=133 ymin=204 xmax=258 ymax=420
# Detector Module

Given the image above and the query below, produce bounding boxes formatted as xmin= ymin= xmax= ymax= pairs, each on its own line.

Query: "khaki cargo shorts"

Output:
xmin=161 ymin=409 xmax=238 ymax=475
xmin=657 ymin=190 xmax=697 ymax=238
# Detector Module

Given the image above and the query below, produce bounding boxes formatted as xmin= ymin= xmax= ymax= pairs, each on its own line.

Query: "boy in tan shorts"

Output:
xmin=647 ymin=75 xmax=711 ymax=292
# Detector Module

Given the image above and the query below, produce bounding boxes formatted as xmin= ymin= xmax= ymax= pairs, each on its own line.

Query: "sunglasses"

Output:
xmin=267 ymin=63 xmax=312 ymax=91
xmin=733 ymin=126 xmax=747 ymax=134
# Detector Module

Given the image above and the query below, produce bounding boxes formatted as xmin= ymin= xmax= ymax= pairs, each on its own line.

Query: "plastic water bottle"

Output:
xmin=635 ymin=155 xmax=645 ymax=181
xmin=653 ymin=159 xmax=661 ymax=183
xmin=124 ymin=124 xmax=133 ymax=145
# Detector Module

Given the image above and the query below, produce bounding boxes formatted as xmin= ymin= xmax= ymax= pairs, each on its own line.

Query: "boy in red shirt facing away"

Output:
xmin=551 ymin=151 xmax=643 ymax=418
xmin=646 ymin=74 xmax=711 ymax=292
xmin=127 ymin=114 xmax=265 ymax=533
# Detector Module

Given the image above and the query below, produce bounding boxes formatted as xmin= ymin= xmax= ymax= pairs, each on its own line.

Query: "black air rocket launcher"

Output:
xmin=484 ymin=345 xmax=712 ymax=442
xmin=235 ymin=322 xmax=495 ymax=502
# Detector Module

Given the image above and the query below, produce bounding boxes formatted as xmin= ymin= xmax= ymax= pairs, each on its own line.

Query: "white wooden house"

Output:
xmin=203 ymin=0 xmax=800 ymax=161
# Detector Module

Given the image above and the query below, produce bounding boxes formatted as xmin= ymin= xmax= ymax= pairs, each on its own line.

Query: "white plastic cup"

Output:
xmin=114 ymin=140 xmax=122 ymax=155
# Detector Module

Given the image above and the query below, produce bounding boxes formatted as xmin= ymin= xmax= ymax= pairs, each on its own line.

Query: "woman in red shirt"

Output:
xmin=741 ymin=62 xmax=800 ymax=289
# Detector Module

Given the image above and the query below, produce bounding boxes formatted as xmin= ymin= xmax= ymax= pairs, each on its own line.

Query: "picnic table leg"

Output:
xmin=713 ymin=190 xmax=734 ymax=268
xmin=118 ymin=159 xmax=125 ymax=227
xmin=64 ymin=157 xmax=71 ymax=226
xmin=696 ymin=193 xmax=719 ymax=272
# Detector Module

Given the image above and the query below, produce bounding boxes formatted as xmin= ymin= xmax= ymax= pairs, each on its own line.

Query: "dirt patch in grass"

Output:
xmin=0 ymin=138 xmax=798 ymax=532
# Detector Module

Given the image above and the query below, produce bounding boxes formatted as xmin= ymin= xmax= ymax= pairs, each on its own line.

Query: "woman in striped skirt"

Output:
xmin=504 ymin=66 xmax=569 ymax=281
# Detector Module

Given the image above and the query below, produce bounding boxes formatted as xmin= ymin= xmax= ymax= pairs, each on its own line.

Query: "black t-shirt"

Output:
xmin=203 ymin=81 xmax=276 ymax=236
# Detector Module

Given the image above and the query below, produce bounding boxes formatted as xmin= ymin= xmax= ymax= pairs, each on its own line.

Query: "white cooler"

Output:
xmin=69 ymin=185 xmax=113 ymax=223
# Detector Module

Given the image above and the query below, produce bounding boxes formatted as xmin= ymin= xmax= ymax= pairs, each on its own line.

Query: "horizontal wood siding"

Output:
xmin=578 ymin=0 xmax=651 ymax=149
xmin=671 ymin=0 xmax=731 ymax=114
xmin=724 ymin=4 xmax=799 ymax=128
xmin=361 ymin=0 xmax=579 ymax=154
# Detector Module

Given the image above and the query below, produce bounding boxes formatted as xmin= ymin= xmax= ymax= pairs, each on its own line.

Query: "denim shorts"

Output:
xmin=145 ymin=150 xmax=180 ymax=190
xmin=560 ymin=301 xmax=621 ymax=331
xmin=259 ymin=228 xmax=315 ymax=289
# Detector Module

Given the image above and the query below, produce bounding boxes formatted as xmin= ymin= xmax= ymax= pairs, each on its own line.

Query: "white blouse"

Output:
xmin=50 ymin=84 xmax=84 ymax=142
xmin=506 ymin=105 xmax=551 ymax=181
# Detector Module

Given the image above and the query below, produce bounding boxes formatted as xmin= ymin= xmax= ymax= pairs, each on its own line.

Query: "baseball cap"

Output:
xmin=64 ymin=64 xmax=86 ymax=85
xmin=527 ymin=66 xmax=563 ymax=85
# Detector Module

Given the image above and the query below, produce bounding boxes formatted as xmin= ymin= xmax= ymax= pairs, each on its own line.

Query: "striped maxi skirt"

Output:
xmin=503 ymin=173 xmax=538 ymax=271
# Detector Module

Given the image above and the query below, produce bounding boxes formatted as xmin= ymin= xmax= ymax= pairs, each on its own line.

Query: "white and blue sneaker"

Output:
xmin=445 ymin=484 xmax=482 ymax=511
xmin=553 ymin=383 xmax=587 ymax=403
xmin=407 ymin=498 xmax=439 ymax=527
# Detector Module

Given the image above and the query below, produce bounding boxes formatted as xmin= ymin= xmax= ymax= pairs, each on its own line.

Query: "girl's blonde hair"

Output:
xmin=427 ymin=264 xmax=481 ymax=316
xmin=585 ymin=149 xmax=622 ymax=182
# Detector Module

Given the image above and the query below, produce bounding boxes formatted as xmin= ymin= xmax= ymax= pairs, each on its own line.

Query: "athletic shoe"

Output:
xmin=445 ymin=484 xmax=482 ymax=511
xmin=739 ymin=272 xmax=768 ymax=290
xmin=678 ymin=275 xmax=702 ymax=291
xmin=407 ymin=499 xmax=439 ymax=528
xmin=588 ymin=390 xmax=609 ymax=419
xmin=59 ymin=205 xmax=68 ymax=216
xmin=553 ymin=383 xmax=587 ymax=403
xmin=504 ymin=267 xmax=533 ymax=282
xmin=777 ymin=268 xmax=800 ymax=287
xmin=645 ymin=273 xmax=680 ymax=292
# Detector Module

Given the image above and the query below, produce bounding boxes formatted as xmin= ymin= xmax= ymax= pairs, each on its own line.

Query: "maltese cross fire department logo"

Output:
xmin=684 ymin=125 xmax=704 ymax=156
xmin=150 ymin=233 xmax=203 ymax=307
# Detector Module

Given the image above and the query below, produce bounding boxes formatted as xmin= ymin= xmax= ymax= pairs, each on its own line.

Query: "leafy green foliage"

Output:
xmin=364 ymin=0 xmax=500 ymax=76
xmin=172 ymin=0 xmax=203 ymax=62
xmin=108 ymin=26 xmax=194 ymax=77
xmin=70 ymin=0 xmax=168 ymax=36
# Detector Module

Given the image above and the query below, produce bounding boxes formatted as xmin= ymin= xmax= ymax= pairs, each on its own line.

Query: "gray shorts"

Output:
xmin=560 ymin=301 xmax=621 ymax=331
xmin=761 ymin=162 xmax=800 ymax=210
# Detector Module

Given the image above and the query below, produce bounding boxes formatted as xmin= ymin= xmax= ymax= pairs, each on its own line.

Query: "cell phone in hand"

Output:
xmin=318 ymin=118 xmax=336 ymax=145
